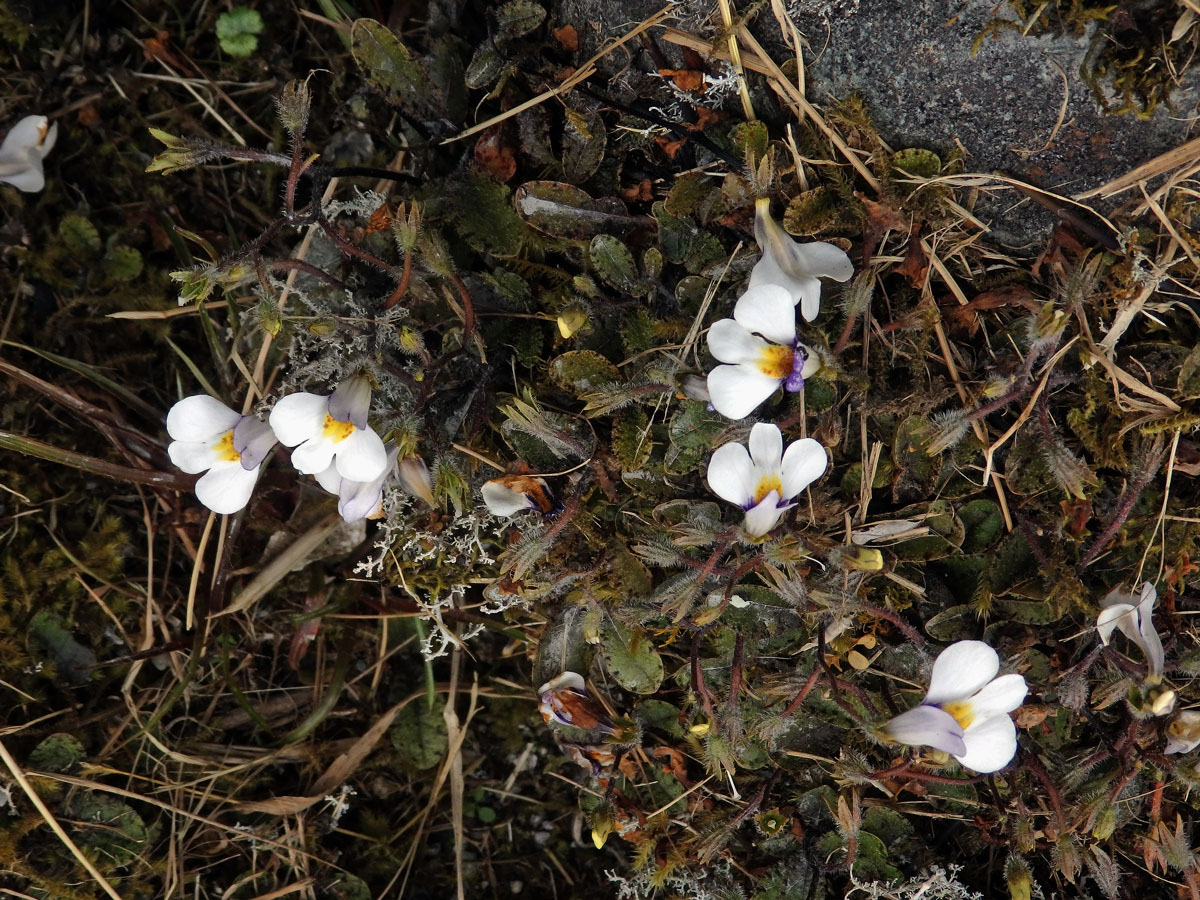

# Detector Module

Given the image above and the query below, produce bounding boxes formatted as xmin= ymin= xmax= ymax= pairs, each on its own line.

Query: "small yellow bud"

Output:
xmin=557 ymin=306 xmax=588 ymax=339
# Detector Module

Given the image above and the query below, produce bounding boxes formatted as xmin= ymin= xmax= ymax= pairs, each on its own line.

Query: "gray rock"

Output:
xmin=781 ymin=0 xmax=1197 ymax=245
xmin=553 ymin=0 xmax=1197 ymax=247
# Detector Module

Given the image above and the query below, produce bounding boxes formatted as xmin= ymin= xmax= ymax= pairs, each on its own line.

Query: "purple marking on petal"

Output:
xmin=883 ymin=704 xmax=967 ymax=757
xmin=328 ymin=377 xmax=371 ymax=430
xmin=233 ymin=416 xmax=278 ymax=471
xmin=784 ymin=347 xmax=807 ymax=393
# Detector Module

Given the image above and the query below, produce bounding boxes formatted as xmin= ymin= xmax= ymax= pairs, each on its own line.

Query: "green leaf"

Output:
xmin=495 ymin=0 xmax=546 ymax=41
xmin=216 ymin=7 xmax=264 ymax=58
xmin=59 ymin=214 xmax=100 ymax=254
xmin=665 ymin=172 xmax=719 ymax=219
xmin=959 ymin=498 xmax=1004 ymax=552
xmin=549 ymin=349 xmax=621 ymax=395
xmin=732 ymin=120 xmax=769 ymax=162
xmin=389 ymin=700 xmax=448 ymax=771
xmin=601 ymin=618 xmax=663 ymax=693
xmin=892 ymin=415 xmax=938 ymax=501
xmin=351 ymin=18 xmax=430 ymax=107
xmin=636 ymin=699 xmax=684 ymax=737
xmin=29 ymin=733 xmax=86 ymax=774
xmin=924 ymin=603 xmax=978 ymax=642
xmin=652 ymin=203 xmax=724 ymax=273
xmin=783 ymin=186 xmax=847 ymax=236
xmin=453 ymin=173 xmax=526 ymax=257
xmin=67 ymin=793 xmax=148 ymax=866
xmin=29 ymin=610 xmax=96 ymax=684
xmin=612 ymin=407 xmax=653 ymax=470
xmin=665 ymin=401 xmax=727 ymax=474
xmin=589 ymin=234 xmax=643 ymax=295
xmin=532 ymin=605 xmax=595 ymax=688
xmin=101 ymin=244 xmax=143 ymax=283
xmin=464 ymin=39 xmax=508 ymax=90
xmin=561 ymin=105 xmax=606 ymax=184
xmin=892 ymin=147 xmax=941 ymax=178
xmin=514 ymin=180 xmax=634 ymax=240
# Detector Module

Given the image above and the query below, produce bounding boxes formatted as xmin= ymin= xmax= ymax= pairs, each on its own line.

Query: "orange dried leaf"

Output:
xmin=367 ymin=203 xmax=395 ymax=234
xmin=554 ymin=24 xmax=578 ymax=51
xmin=658 ymin=68 xmax=705 ymax=93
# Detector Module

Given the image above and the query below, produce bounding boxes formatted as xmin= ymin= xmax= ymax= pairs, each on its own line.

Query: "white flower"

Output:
xmin=1097 ymin=582 xmax=1164 ymax=685
xmin=269 ymin=376 xmax=388 ymax=482
xmin=750 ymin=197 xmax=854 ymax=322
xmin=481 ymin=475 xmax=554 ymax=517
xmin=316 ymin=446 xmax=400 ymax=523
xmin=706 ymin=283 xmax=820 ymax=420
xmin=705 ymin=422 xmax=827 ymax=537
xmin=0 ymin=115 xmax=57 ymax=192
xmin=167 ymin=395 xmax=277 ymax=514
xmin=882 ymin=640 xmax=1028 ymax=774
xmin=1166 ymin=710 xmax=1200 ymax=755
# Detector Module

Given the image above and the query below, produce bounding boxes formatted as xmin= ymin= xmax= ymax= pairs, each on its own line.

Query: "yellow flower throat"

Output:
xmin=753 ymin=474 xmax=783 ymax=506
xmin=939 ymin=701 xmax=975 ymax=730
xmin=322 ymin=413 xmax=355 ymax=443
xmin=756 ymin=346 xmax=795 ymax=379
xmin=214 ymin=431 xmax=241 ymax=463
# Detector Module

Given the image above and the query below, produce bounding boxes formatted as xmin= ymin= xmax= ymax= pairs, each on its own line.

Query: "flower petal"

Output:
xmin=924 ymin=640 xmax=999 ymax=706
xmin=339 ymin=478 xmax=385 ymax=523
xmin=706 ymin=364 xmax=781 ymax=419
xmin=965 ymin=673 xmax=1028 ymax=718
xmin=328 ymin=376 xmax=372 ymax=430
xmin=270 ymin=392 xmax=329 ymax=447
xmin=742 ymin=491 xmax=787 ymax=537
xmin=748 ymin=249 xmax=792 ymax=299
xmin=787 ymin=240 xmax=855 ymax=283
xmin=167 ymin=395 xmax=240 ymax=442
xmin=1096 ymin=602 xmax=1135 ymax=646
xmin=798 ymin=343 xmax=821 ymax=378
xmin=732 ymin=284 xmax=797 ymax=346
xmin=194 ymin=461 xmax=258 ymax=514
xmin=794 ymin=276 xmax=825 ymax=323
xmin=481 ymin=480 xmax=533 ymax=516
xmin=168 ymin=439 xmax=221 ymax=475
xmin=955 ymin=712 xmax=1018 ymax=773
xmin=39 ymin=121 xmax=58 ymax=159
xmin=1140 ymin=615 xmax=1166 ymax=683
xmin=337 ymin=445 xmax=398 ymax=523
xmin=333 ymin=426 xmax=388 ymax=482
xmin=0 ymin=158 xmax=44 ymax=192
xmin=779 ymin=437 xmax=827 ymax=499
xmin=233 ymin=417 xmax=277 ymax=471
xmin=747 ymin=423 xmax=784 ymax=473
xmin=539 ymin=672 xmax=586 ymax=695
xmin=0 ymin=116 xmax=51 ymax=159
xmin=706 ymin=440 xmax=756 ymax=506
xmin=314 ymin=462 xmax=343 ymax=495
xmin=882 ymin=705 xmax=967 ymax=757
xmin=707 ymin=318 xmax=770 ymax=365
xmin=0 ymin=115 xmax=52 ymax=192
xmin=290 ymin=437 xmax=336 ymax=475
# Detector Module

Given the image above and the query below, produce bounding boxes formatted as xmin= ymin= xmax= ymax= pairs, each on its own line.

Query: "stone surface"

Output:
xmin=554 ymin=0 xmax=1199 ymax=246
xmin=781 ymin=0 xmax=1197 ymax=244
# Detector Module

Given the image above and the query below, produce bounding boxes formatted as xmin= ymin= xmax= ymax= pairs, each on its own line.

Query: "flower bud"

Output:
xmin=277 ymin=81 xmax=311 ymax=138
xmin=257 ymin=297 xmax=282 ymax=336
xmin=392 ymin=202 xmax=422 ymax=252
xmin=397 ymin=456 xmax=435 ymax=508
